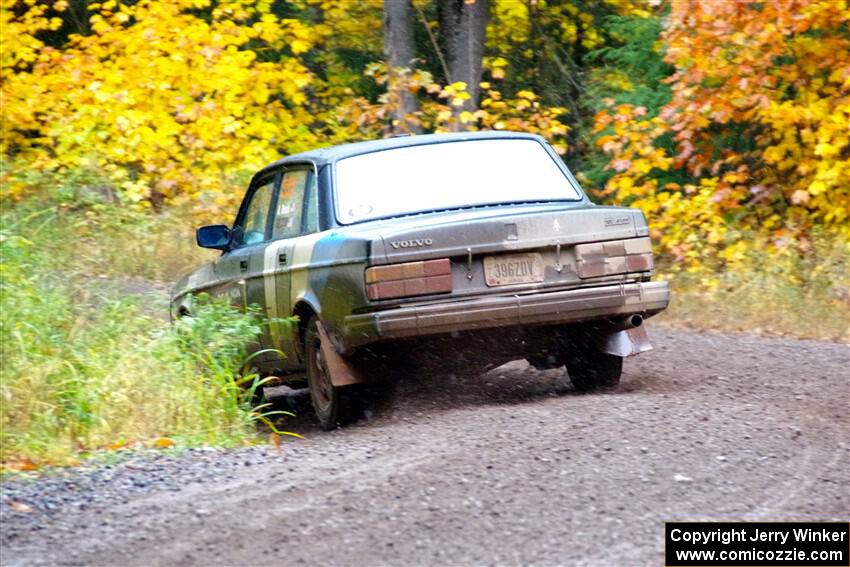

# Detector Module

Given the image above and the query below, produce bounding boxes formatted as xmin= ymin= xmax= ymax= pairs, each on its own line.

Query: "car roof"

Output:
xmin=255 ymin=131 xmax=547 ymax=177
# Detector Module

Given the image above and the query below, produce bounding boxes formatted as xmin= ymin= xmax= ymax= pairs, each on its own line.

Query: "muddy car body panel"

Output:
xmin=171 ymin=132 xmax=670 ymax=426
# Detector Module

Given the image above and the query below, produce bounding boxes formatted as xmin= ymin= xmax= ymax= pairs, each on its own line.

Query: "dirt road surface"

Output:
xmin=2 ymin=327 xmax=848 ymax=566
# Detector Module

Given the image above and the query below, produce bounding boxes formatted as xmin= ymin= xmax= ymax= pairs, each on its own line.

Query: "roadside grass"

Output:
xmin=0 ymin=203 xmax=290 ymax=469
xmin=659 ymin=277 xmax=849 ymax=343
xmin=656 ymin=234 xmax=849 ymax=342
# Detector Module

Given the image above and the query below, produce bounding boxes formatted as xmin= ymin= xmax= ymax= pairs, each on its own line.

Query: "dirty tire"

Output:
xmin=305 ymin=316 xmax=358 ymax=430
xmin=565 ymin=346 xmax=623 ymax=392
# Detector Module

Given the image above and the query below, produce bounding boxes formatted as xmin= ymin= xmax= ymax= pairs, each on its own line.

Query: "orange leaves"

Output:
xmin=660 ymin=0 xmax=850 ymax=210
xmin=591 ymin=0 xmax=849 ymax=273
xmin=1 ymin=460 xmax=40 ymax=473
xmin=269 ymin=432 xmax=283 ymax=452
xmin=8 ymin=501 xmax=34 ymax=513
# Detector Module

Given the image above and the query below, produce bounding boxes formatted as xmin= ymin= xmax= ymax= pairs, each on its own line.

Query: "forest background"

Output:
xmin=1 ymin=0 xmax=848 ymax=466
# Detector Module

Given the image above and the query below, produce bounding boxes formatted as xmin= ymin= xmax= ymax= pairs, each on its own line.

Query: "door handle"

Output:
xmin=278 ymin=253 xmax=287 ymax=265
xmin=239 ymin=260 xmax=248 ymax=272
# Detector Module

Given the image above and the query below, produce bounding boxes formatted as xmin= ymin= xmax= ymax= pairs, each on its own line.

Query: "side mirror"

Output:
xmin=196 ymin=225 xmax=231 ymax=250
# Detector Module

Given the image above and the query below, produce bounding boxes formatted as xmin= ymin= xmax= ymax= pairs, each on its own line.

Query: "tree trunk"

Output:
xmin=438 ymin=0 xmax=489 ymax=129
xmin=384 ymin=0 xmax=420 ymax=134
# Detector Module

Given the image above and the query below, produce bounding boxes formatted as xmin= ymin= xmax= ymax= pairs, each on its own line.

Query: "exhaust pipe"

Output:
xmin=609 ymin=314 xmax=643 ymax=332
xmin=597 ymin=315 xmax=652 ymax=357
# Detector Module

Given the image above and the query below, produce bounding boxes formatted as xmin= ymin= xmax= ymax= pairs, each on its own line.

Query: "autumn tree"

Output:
xmin=590 ymin=0 xmax=849 ymax=270
xmin=1 ymin=0 xmax=318 ymax=213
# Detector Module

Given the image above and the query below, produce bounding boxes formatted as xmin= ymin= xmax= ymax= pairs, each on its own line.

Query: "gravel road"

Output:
xmin=2 ymin=327 xmax=848 ymax=566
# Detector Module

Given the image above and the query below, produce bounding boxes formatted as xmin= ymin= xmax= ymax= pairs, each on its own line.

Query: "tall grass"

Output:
xmin=0 ymin=204 xmax=278 ymax=466
xmin=657 ymin=231 xmax=849 ymax=342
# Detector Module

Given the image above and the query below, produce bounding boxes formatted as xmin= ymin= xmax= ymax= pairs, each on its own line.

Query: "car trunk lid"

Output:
xmin=362 ymin=204 xmax=653 ymax=303
xmin=371 ymin=205 xmax=645 ymax=263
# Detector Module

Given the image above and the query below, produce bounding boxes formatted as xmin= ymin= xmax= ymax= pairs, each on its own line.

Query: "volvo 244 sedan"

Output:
xmin=171 ymin=132 xmax=670 ymax=429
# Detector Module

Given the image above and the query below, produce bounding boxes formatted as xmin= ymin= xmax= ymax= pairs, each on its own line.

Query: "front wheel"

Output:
xmin=565 ymin=345 xmax=623 ymax=392
xmin=305 ymin=316 xmax=358 ymax=430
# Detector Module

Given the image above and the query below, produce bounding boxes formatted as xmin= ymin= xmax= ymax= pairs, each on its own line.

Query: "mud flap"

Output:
xmin=316 ymin=321 xmax=370 ymax=387
xmin=597 ymin=326 xmax=653 ymax=357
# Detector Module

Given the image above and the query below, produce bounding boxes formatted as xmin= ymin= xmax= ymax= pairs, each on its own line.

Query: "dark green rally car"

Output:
xmin=171 ymin=132 xmax=670 ymax=429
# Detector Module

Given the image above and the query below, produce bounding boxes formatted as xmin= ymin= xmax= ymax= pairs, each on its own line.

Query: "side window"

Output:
xmin=272 ymin=169 xmax=308 ymax=239
xmin=235 ymin=178 xmax=275 ymax=247
xmin=304 ymin=173 xmax=319 ymax=234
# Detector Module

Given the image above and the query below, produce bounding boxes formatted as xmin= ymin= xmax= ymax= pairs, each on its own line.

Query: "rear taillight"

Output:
xmin=575 ymin=237 xmax=654 ymax=278
xmin=366 ymin=258 xmax=453 ymax=300
xmin=625 ymin=253 xmax=654 ymax=272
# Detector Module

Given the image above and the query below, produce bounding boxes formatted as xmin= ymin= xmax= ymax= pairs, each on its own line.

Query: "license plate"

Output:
xmin=483 ymin=253 xmax=544 ymax=286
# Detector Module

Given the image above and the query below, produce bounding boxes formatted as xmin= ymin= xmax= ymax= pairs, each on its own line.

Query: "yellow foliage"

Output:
xmin=351 ymin=62 xmax=570 ymax=151
xmin=1 ymin=0 xmax=319 ymax=216
xmin=487 ymin=0 xmax=529 ymax=45
xmin=3 ymin=0 xmax=566 ymax=213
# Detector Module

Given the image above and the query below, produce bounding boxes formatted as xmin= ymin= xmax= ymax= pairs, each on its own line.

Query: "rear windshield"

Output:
xmin=333 ymin=138 xmax=583 ymax=224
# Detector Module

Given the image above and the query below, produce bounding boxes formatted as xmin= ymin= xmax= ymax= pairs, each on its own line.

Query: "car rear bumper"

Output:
xmin=343 ymin=281 xmax=670 ymax=350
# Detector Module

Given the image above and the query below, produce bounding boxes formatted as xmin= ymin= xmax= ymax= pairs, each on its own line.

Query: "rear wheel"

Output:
xmin=565 ymin=344 xmax=623 ymax=392
xmin=305 ymin=316 xmax=358 ymax=430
